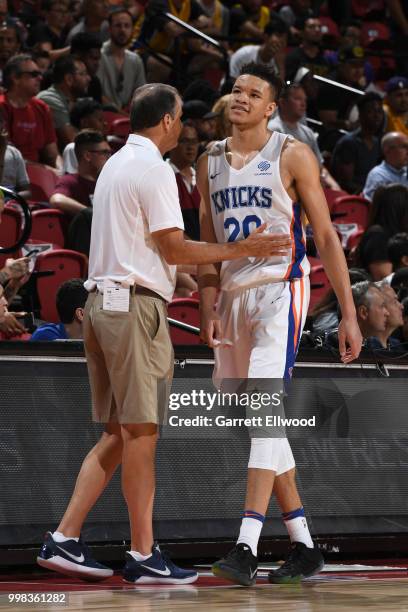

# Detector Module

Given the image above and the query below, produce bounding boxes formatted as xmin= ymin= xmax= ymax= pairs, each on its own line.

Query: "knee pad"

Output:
xmin=248 ymin=438 xmax=296 ymax=473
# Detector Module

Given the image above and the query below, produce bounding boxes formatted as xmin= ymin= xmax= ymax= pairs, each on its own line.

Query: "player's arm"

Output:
xmin=197 ymin=152 xmax=222 ymax=346
xmin=286 ymin=142 xmax=362 ymax=363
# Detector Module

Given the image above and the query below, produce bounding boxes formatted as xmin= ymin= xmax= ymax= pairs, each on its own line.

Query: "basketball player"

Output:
xmin=197 ymin=63 xmax=362 ymax=586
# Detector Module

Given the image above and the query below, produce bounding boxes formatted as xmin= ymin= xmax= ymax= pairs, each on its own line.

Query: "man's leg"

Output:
xmin=37 ymin=423 xmax=122 ymax=580
xmin=58 ymin=423 xmax=123 ymax=537
xmin=120 ymin=423 xmax=158 ymax=555
xmin=274 ymin=468 xmax=313 ymax=548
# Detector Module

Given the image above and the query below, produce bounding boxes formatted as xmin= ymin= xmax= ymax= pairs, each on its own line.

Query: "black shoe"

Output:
xmin=268 ymin=542 xmax=324 ymax=584
xmin=37 ymin=531 xmax=113 ymax=581
xmin=212 ymin=543 xmax=258 ymax=586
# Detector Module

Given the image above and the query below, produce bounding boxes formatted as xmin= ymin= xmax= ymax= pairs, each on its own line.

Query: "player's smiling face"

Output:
xmin=229 ymin=75 xmax=276 ymax=126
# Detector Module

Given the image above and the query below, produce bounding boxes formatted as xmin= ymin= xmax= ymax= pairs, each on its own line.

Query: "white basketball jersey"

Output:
xmin=208 ymin=131 xmax=310 ymax=291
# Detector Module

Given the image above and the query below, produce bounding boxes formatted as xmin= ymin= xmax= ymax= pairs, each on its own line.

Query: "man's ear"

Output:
xmin=265 ymin=100 xmax=277 ymax=119
xmin=75 ymin=307 xmax=84 ymax=323
xmin=162 ymin=112 xmax=172 ymax=132
xmin=358 ymin=304 xmax=368 ymax=321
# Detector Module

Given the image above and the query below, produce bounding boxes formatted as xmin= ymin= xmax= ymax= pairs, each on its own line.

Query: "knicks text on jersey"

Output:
xmin=207 ymin=131 xmax=310 ymax=291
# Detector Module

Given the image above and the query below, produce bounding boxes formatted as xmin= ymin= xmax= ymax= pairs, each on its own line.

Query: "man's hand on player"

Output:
xmin=338 ymin=316 xmax=362 ymax=363
xmin=243 ymin=223 xmax=291 ymax=257
xmin=200 ymin=310 xmax=224 ymax=348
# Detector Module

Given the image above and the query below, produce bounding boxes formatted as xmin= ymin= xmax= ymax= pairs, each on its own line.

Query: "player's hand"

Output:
xmin=243 ymin=224 xmax=292 ymax=258
xmin=200 ymin=309 xmax=223 ymax=348
xmin=338 ymin=316 xmax=362 ymax=363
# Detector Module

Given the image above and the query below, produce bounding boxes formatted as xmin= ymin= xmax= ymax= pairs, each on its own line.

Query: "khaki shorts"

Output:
xmin=83 ymin=291 xmax=174 ymax=424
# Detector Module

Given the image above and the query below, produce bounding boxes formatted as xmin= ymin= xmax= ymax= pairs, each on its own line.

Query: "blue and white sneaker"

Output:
xmin=37 ymin=531 xmax=113 ymax=581
xmin=123 ymin=544 xmax=198 ymax=585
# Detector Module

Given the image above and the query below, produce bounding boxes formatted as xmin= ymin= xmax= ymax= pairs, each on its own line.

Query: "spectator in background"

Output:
xmin=383 ymin=77 xmax=408 ymax=137
xmin=27 ymin=0 xmax=70 ymax=50
xmin=352 ymin=280 xmax=390 ymax=349
xmin=30 ymin=278 xmax=88 ymax=340
xmin=70 ymin=32 xmax=103 ymax=102
xmin=312 ymin=268 xmax=369 ymax=334
xmin=279 ymin=0 xmax=313 ymax=31
xmin=196 ymin=0 xmax=230 ymax=38
xmin=0 ymin=19 xmax=23 ymax=78
xmin=168 ymin=122 xmax=200 ymax=240
xmin=66 ymin=0 xmax=109 ymax=44
xmin=387 ymin=0 xmax=408 ymax=76
xmin=182 ymin=100 xmax=218 ymax=150
xmin=0 ymin=54 xmax=60 ymax=167
xmin=316 ymin=45 xmax=366 ymax=131
xmin=97 ymin=10 xmax=145 ymax=111
xmin=229 ymin=18 xmax=288 ymax=80
xmin=375 ymin=281 xmax=404 ymax=349
xmin=62 ymin=98 xmax=106 ymax=173
xmin=285 ymin=16 xmax=330 ymax=82
xmin=386 ymin=232 xmax=408 ymax=283
xmin=268 ymin=83 xmax=340 ymax=190
xmin=331 ymin=93 xmax=383 ymax=194
xmin=31 ymin=49 xmax=52 ymax=74
xmin=212 ymin=94 xmax=232 ymax=139
xmin=0 ymin=254 xmax=30 ymax=338
xmin=0 ymin=113 xmax=30 ymax=198
xmin=363 ymin=132 xmax=408 ymax=201
xmin=392 ymin=296 xmax=408 ymax=344
xmin=229 ymin=0 xmax=275 ymax=44
xmin=356 ymin=184 xmax=408 ymax=280
xmin=50 ymin=129 xmax=110 ymax=215
xmin=37 ymin=54 xmax=91 ymax=150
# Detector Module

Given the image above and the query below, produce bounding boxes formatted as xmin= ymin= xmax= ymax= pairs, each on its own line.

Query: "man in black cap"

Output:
xmin=384 ymin=76 xmax=408 ymax=136
xmin=316 ymin=45 xmax=366 ymax=131
xmin=182 ymin=99 xmax=218 ymax=149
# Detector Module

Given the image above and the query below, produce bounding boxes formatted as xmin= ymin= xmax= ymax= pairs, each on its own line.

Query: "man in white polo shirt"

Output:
xmin=37 ymin=83 xmax=292 ymax=584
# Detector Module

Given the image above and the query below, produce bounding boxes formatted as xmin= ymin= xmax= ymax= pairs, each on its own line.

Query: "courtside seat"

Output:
xmin=30 ymin=209 xmax=66 ymax=248
xmin=309 ymin=265 xmax=331 ymax=312
xmin=0 ymin=205 xmax=21 ymax=268
xmin=331 ymin=195 xmax=370 ymax=229
xmin=110 ymin=117 xmax=131 ymax=139
xmin=26 ymin=163 xmax=58 ymax=202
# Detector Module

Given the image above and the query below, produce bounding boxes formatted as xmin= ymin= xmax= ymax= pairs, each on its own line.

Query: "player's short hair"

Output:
xmin=387 ymin=232 xmax=408 ymax=270
xmin=351 ymin=281 xmax=379 ymax=309
xmin=70 ymin=98 xmax=102 ymax=129
xmin=2 ymin=53 xmax=33 ymax=89
xmin=74 ymin=129 xmax=105 ymax=160
xmin=130 ymin=83 xmax=179 ymax=131
xmin=56 ymin=278 xmax=88 ymax=324
xmin=238 ymin=62 xmax=283 ymax=102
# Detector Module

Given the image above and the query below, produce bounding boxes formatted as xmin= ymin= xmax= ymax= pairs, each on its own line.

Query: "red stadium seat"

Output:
xmin=103 ymin=111 xmax=127 ymax=133
xmin=319 ymin=16 xmax=340 ymax=46
xmin=34 ymin=249 xmax=88 ymax=322
xmin=331 ymin=195 xmax=370 ymax=229
xmin=0 ymin=331 xmax=32 ymax=341
xmin=347 ymin=227 xmax=365 ymax=251
xmin=30 ymin=209 xmax=66 ymax=248
xmin=0 ymin=205 xmax=21 ymax=268
xmin=352 ymin=0 xmax=385 ymax=19
xmin=309 ymin=265 xmax=331 ymax=312
xmin=26 ymin=163 xmax=58 ymax=202
xmin=323 ymin=188 xmax=348 ymax=212
xmin=361 ymin=21 xmax=391 ymax=50
xmin=167 ymin=297 xmax=200 ymax=345
xmin=110 ymin=118 xmax=131 ymax=139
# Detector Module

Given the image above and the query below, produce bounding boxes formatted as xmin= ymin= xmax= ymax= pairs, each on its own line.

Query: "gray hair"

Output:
xmin=351 ymin=281 xmax=379 ymax=309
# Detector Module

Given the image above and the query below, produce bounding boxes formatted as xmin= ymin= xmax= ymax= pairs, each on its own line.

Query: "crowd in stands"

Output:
xmin=0 ymin=0 xmax=408 ymax=356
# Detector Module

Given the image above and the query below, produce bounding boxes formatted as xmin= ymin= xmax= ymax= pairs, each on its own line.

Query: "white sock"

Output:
xmin=284 ymin=516 xmax=314 ymax=548
xmin=129 ymin=550 xmax=152 ymax=562
xmin=236 ymin=517 xmax=264 ymax=557
xmin=52 ymin=531 xmax=79 ymax=543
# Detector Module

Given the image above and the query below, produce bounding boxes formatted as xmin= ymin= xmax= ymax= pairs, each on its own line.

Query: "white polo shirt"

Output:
xmin=85 ymin=134 xmax=184 ymax=302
